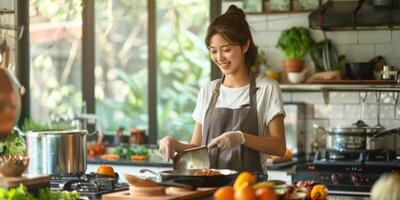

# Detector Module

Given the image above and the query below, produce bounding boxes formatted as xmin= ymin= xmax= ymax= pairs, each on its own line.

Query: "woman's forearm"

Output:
xmin=243 ymin=114 xmax=286 ymax=156
xmin=174 ymin=142 xmax=200 ymax=153
xmin=243 ymin=133 xmax=286 ymax=156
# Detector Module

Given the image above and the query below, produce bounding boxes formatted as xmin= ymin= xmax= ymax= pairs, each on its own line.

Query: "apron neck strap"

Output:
xmin=209 ymin=70 xmax=258 ymax=110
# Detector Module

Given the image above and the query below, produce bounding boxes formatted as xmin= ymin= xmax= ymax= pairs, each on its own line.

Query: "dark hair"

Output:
xmin=205 ymin=5 xmax=257 ymax=68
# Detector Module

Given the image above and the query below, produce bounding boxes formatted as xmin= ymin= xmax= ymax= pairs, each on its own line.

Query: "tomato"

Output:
xmin=88 ymin=149 xmax=96 ymax=157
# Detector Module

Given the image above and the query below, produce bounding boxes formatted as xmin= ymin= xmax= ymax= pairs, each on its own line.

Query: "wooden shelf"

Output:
xmin=280 ymin=83 xmax=400 ymax=92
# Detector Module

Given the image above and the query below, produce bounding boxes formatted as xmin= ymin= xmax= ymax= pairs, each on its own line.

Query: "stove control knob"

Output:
xmin=351 ymin=174 xmax=362 ymax=185
xmin=331 ymin=174 xmax=341 ymax=184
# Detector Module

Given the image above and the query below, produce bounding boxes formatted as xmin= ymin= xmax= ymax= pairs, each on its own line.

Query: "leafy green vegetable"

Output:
xmin=0 ymin=185 xmax=80 ymax=200
xmin=0 ymin=129 xmax=26 ymax=156
xmin=0 ymin=185 xmax=35 ymax=200
xmin=21 ymin=118 xmax=72 ymax=132
xmin=276 ymin=27 xmax=313 ymax=60
xmin=38 ymin=188 xmax=80 ymax=200
xmin=309 ymin=40 xmax=327 ymax=72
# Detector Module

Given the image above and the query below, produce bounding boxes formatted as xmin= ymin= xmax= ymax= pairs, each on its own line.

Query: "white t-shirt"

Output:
xmin=192 ymin=75 xmax=286 ymax=171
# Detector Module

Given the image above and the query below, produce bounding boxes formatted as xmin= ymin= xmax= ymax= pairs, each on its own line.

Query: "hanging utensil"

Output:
xmin=375 ymin=92 xmax=384 ymax=129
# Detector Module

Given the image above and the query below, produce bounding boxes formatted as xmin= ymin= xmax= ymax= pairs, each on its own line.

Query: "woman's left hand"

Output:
xmin=207 ymin=131 xmax=245 ymax=150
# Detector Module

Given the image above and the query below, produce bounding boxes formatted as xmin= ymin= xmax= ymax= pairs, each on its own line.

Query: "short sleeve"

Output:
xmin=192 ymin=85 xmax=206 ymax=124
xmin=264 ymin=81 xmax=285 ymax=126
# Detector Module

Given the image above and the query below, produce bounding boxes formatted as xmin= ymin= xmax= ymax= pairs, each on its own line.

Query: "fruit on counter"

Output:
xmin=87 ymin=141 xmax=106 ymax=157
xmin=252 ymin=181 xmax=275 ymax=189
xmin=213 ymin=186 xmax=235 ymax=200
xmin=255 ymin=187 xmax=278 ymax=200
xmin=131 ymin=155 xmax=147 ymax=161
xmin=99 ymin=153 xmax=120 ymax=161
xmin=215 ymin=171 xmax=280 ymax=200
xmin=234 ymin=185 xmax=256 ymax=200
xmin=285 ymin=180 xmax=328 ymax=200
xmin=310 ymin=184 xmax=328 ymax=200
xmin=97 ymin=164 xmax=115 ymax=177
xmin=113 ymin=145 xmax=148 ymax=161
xmin=233 ymin=171 xmax=256 ymax=189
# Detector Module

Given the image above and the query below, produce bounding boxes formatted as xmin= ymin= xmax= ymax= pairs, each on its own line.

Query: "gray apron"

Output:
xmin=201 ymin=71 xmax=262 ymax=173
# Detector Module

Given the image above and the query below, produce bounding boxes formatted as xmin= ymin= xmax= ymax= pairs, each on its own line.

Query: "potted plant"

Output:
xmin=276 ymin=27 xmax=312 ymax=78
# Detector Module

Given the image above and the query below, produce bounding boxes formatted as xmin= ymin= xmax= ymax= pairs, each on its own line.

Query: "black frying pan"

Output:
xmin=140 ymin=168 xmax=238 ymax=188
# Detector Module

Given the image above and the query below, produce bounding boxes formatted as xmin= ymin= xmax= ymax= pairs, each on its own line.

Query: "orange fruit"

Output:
xmin=233 ymin=171 xmax=256 ymax=189
xmin=97 ymin=165 xmax=115 ymax=177
xmin=213 ymin=186 xmax=234 ymax=200
xmin=256 ymin=187 xmax=278 ymax=200
xmin=234 ymin=185 xmax=257 ymax=200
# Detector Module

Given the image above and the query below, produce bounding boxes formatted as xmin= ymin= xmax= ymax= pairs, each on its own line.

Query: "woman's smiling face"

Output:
xmin=209 ymin=34 xmax=248 ymax=76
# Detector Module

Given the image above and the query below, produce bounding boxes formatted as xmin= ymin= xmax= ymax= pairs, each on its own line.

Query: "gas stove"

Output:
xmin=50 ymin=172 xmax=128 ymax=200
xmin=294 ymin=150 xmax=400 ymax=196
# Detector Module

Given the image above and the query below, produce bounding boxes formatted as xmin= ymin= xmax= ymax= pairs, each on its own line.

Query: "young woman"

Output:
xmin=159 ymin=5 xmax=286 ymax=174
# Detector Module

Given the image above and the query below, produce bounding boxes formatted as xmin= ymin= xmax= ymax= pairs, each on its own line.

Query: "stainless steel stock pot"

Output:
xmin=25 ymin=129 xmax=96 ymax=176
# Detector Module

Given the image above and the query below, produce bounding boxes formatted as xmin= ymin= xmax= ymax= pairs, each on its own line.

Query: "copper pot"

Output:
xmin=0 ymin=42 xmax=22 ymax=138
xmin=0 ymin=68 xmax=21 ymax=138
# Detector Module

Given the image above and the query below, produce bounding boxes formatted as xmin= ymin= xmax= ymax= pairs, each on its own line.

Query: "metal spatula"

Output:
xmin=172 ymin=146 xmax=210 ymax=170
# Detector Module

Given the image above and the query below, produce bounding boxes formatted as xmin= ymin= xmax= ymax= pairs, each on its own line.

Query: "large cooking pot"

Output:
xmin=25 ymin=129 xmax=97 ymax=176
xmin=326 ymin=126 xmax=385 ymax=151
xmin=140 ymin=168 xmax=238 ymax=187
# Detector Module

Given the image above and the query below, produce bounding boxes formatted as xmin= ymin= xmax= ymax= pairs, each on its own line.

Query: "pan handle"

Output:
xmin=140 ymin=168 xmax=162 ymax=182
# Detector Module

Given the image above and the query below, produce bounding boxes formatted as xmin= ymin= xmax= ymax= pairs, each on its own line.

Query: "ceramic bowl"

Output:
xmin=0 ymin=156 xmax=29 ymax=177
xmin=288 ymin=72 xmax=305 ymax=84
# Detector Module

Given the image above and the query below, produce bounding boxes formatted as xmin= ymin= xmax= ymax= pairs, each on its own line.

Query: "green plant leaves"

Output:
xmin=276 ymin=27 xmax=312 ymax=60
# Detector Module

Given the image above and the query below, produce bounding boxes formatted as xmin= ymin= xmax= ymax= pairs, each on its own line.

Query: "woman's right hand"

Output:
xmin=159 ymin=135 xmax=177 ymax=161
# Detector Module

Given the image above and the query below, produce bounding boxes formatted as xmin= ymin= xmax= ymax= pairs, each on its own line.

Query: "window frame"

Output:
xmin=17 ymin=0 xmax=221 ymax=144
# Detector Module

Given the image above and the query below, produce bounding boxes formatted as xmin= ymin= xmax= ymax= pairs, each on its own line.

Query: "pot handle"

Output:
xmin=369 ymin=128 xmax=400 ymax=142
xmin=140 ymin=168 xmax=162 ymax=182
xmin=83 ymin=130 xmax=99 ymax=136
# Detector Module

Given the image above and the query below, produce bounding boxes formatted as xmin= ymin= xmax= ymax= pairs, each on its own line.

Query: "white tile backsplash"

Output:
xmin=336 ymin=44 xmax=376 ymax=62
xmin=314 ymin=104 xmax=344 ymax=119
xmin=392 ymin=30 xmax=400 ymax=43
xmin=343 ymin=104 xmax=362 ymax=120
xmin=326 ymin=31 xmax=358 ymax=45
xmin=292 ymin=93 xmax=325 ymax=104
xmin=248 ymin=15 xmax=269 ymax=32
xmin=329 ymin=92 xmax=359 ymax=104
xmin=358 ymin=30 xmax=392 ymax=44
xmin=375 ymin=44 xmax=400 ymax=59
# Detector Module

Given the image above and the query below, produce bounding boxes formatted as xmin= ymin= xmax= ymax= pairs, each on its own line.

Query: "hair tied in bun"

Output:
xmin=225 ymin=5 xmax=245 ymax=19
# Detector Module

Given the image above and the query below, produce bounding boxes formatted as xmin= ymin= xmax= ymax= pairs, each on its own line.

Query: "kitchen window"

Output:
xmin=28 ymin=0 xmax=213 ymax=143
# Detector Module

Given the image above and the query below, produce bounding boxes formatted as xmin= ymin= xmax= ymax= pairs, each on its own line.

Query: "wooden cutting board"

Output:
xmin=0 ymin=174 xmax=50 ymax=188
xmin=102 ymin=187 xmax=217 ymax=200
